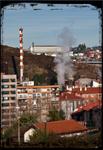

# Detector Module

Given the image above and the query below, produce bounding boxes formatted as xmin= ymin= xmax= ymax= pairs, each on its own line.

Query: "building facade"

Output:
xmin=1 ymin=73 xmax=17 ymax=128
xmin=29 ymin=45 xmax=63 ymax=56
xmin=17 ymin=85 xmax=60 ymax=122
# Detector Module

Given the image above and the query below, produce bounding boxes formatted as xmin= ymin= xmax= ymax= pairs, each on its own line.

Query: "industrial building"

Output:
xmin=1 ymin=73 xmax=17 ymax=128
xmin=29 ymin=43 xmax=63 ymax=56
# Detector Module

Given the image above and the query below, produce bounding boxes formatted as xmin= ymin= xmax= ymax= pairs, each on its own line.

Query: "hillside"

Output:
xmin=1 ymin=45 xmax=100 ymax=84
xmin=1 ymin=45 xmax=56 ymax=83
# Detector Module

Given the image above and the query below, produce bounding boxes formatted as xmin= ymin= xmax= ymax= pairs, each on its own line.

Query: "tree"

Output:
xmin=32 ymin=74 xmax=45 ymax=85
xmin=59 ymin=109 xmax=65 ymax=120
xmin=19 ymin=112 xmax=37 ymax=127
xmin=77 ymin=43 xmax=86 ymax=53
xmin=48 ymin=107 xmax=65 ymax=121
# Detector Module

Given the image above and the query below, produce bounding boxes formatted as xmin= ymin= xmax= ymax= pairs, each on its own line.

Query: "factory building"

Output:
xmin=29 ymin=43 xmax=63 ymax=56
xmin=1 ymin=73 xmax=17 ymax=128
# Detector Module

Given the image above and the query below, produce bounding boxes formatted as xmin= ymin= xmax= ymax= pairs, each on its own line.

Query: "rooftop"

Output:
xmin=72 ymin=99 xmax=102 ymax=114
xmin=35 ymin=119 xmax=87 ymax=134
xmin=70 ymin=87 xmax=102 ymax=94
xmin=59 ymin=92 xmax=83 ymax=101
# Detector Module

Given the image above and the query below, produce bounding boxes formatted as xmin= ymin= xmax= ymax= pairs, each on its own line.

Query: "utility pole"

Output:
xmin=16 ymin=105 xmax=20 ymax=145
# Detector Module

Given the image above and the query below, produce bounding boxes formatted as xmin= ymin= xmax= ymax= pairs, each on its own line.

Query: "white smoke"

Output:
xmin=54 ymin=27 xmax=76 ymax=85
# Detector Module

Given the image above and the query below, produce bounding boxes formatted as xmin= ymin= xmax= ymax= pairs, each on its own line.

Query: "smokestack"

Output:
xmin=19 ymin=28 xmax=24 ymax=82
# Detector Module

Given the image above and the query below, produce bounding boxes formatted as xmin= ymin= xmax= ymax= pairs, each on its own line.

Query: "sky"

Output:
xmin=2 ymin=3 xmax=101 ymax=49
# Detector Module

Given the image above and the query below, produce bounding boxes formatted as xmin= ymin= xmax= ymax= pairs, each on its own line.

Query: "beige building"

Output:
xmin=17 ymin=85 xmax=60 ymax=122
xmin=1 ymin=73 xmax=17 ymax=128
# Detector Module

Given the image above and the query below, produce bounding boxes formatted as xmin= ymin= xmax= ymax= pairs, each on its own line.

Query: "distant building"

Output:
xmin=29 ymin=44 xmax=73 ymax=57
xmin=29 ymin=45 xmax=63 ymax=56
xmin=75 ymin=78 xmax=92 ymax=87
xmin=1 ymin=73 xmax=17 ymax=128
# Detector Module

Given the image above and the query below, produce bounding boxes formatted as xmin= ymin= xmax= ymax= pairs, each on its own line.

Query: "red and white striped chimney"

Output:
xmin=19 ymin=28 xmax=23 ymax=82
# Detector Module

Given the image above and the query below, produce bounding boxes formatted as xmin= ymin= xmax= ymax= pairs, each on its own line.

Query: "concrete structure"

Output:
xmin=1 ymin=73 xmax=17 ymax=128
xmin=17 ymin=85 xmax=60 ymax=122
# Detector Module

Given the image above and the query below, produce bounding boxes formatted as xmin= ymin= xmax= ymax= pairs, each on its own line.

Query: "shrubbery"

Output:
xmin=1 ymin=124 xmax=102 ymax=148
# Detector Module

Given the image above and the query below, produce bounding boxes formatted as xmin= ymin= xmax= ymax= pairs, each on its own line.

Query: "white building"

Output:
xmin=29 ymin=45 xmax=63 ymax=56
xmin=1 ymin=73 xmax=17 ymax=128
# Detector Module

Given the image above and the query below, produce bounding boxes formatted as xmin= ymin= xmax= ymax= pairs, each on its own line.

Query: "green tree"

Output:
xmin=32 ymin=74 xmax=45 ymax=85
xmin=59 ymin=109 xmax=65 ymax=120
xmin=48 ymin=107 xmax=65 ymax=121
xmin=77 ymin=43 xmax=86 ymax=53
xmin=19 ymin=112 xmax=37 ymax=127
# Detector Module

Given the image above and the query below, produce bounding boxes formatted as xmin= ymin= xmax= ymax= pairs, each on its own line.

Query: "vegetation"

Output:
xmin=19 ymin=112 xmax=37 ymax=127
xmin=48 ymin=107 xmax=65 ymax=121
xmin=1 ymin=112 xmax=37 ymax=145
xmin=74 ymin=43 xmax=86 ymax=53
xmin=1 ymin=131 xmax=102 ymax=148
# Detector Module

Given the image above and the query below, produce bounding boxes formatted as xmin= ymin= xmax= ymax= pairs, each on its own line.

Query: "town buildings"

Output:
xmin=59 ymin=86 xmax=102 ymax=120
xmin=17 ymin=84 xmax=60 ymax=122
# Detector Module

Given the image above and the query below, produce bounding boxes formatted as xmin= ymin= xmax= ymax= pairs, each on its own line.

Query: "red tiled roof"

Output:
xmin=59 ymin=87 xmax=101 ymax=101
xmin=71 ymin=87 xmax=102 ymax=94
xmin=35 ymin=120 xmax=87 ymax=134
xmin=59 ymin=92 xmax=83 ymax=101
xmin=72 ymin=100 xmax=102 ymax=114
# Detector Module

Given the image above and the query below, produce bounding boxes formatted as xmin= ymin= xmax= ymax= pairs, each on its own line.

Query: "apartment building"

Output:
xmin=1 ymin=73 xmax=17 ymax=128
xmin=17 ymin=85 xmax=60 ymax=122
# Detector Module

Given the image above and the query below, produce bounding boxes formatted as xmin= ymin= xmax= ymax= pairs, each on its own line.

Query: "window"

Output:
xmin=33 ymin=94 xmax=36 ymax=98
xmin=11 ymin=85 xmax=16 ymax=88
xmin=2 ymin=103 xmax=9 ymax=107
xmin=11 ymin=97 xmax=16 ymax=100
xmin=42 ymin=93 xmax=46 ymax=97
xmin=2 ymin=79 xmax=9 ymax=82
xmin=2 ymin=97 xmax=9 ymax=101
xmin=10 ymin=79 xmax=15 ymax=82
xmin=2 ymin=91 xmax=9 ymax=94
xmin=11 ymin=91 xmax=16 ymax=94
xmin=11 ymin=103 xmax=16 ymax=106
xmin=2 ymin=85 xmax=9 ymax=88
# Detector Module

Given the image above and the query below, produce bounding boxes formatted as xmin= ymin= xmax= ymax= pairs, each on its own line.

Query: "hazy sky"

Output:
xmin=2 ymin=3 xmax=101 ymax=49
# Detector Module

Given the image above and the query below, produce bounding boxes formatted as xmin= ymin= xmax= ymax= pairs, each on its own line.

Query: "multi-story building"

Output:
xmin=59 ymin=91 xmax=84 ymax=119
xmin=1 ymin=73 xmax=17 ymax=128
xmin=17 ymin=85 xmax=60 ymax=122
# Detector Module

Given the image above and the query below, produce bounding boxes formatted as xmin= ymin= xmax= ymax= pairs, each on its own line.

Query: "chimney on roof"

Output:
xmin=80 ymin=86 xmax=82 ymax=91
xmin=66 ymin=85 xmax=69 ymax=91
xmin=84 ymin=86 xmax=87 ymax=91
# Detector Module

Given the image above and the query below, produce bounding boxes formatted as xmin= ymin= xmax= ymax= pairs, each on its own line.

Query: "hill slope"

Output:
xmin=1 ymin=45 xmax=100 ymax=84
xmin=1 ymin=45 xmax=56 ymax=82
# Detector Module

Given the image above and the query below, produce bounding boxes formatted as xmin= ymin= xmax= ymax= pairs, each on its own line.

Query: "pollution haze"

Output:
xmin=54 ymin=27 xmax=75 ymax=85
